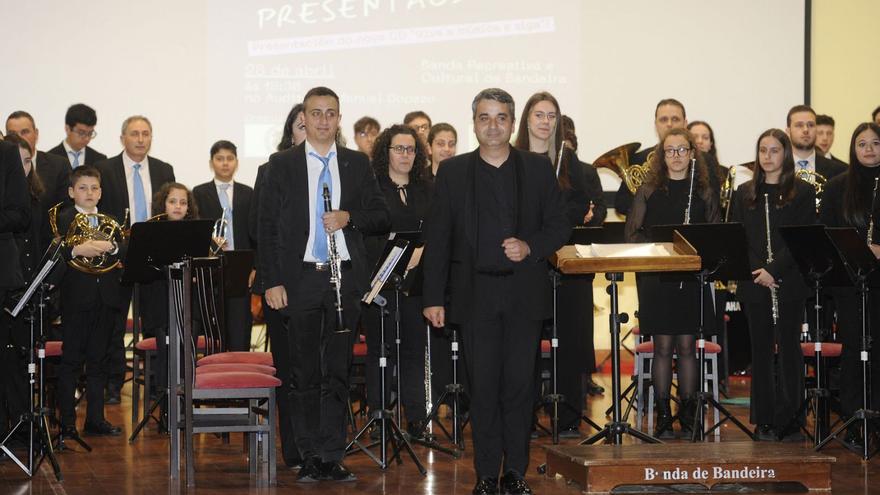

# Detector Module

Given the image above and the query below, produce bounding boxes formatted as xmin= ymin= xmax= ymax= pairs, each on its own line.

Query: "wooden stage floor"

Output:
xmin=2 ymin=375 xmax=878 ymax=494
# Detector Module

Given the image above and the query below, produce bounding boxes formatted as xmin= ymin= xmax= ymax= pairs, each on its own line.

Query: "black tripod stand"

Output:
xmin=347 ymin=237 xmax=426 ymax=474
xmin=582 ymin=272 xmax=659 ymax=445
xmin=815 ymin=227 xmax=879 ymax=459
xmin=778 ymin=225 xmax=845 ymax=445
xmin=0 ymin=247 xmax=73 ymax=481
xmin=419 ymin=326 xmax=468 ymax=453
xmin=535 ymin=269 xmax=601 ymax=444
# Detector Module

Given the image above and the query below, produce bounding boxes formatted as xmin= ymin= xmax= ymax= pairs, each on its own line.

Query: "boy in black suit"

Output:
xmin=55 ymin=166 xmax=124 ymax=437
xmin=48 ymin=103 xmax=108 ymax=169
xmin=193 ymin=140 xmax=255 ymax=352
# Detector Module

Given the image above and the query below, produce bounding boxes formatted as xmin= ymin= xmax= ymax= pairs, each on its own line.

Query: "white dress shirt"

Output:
xmin=793 ymin=149 xmax=816 ymax=174
xmin=303 ymin=141 xmax=350 ymax=262
xmin=214 ymin=178 xmax=235 ymax=245
xmin=63 ymin=140 xmax=86 ymax=168
xmin=122 ymin=153 xmax=153 ymax=222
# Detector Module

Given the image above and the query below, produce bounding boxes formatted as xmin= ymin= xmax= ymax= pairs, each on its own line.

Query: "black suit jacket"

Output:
xmin=53 ymin=205 xmax=125 ymax=311
xmin=0 ymin=141 xmax=31 ymax=289
xmin=193 ymin=181 xmax=254 ymax=250
xmin=35 ymin=151 xmax=70 ymax=209
xmin=815 ymin=153 xmax=847 ymax=181
xmin=422 ymin=147 xmax=571 ymax=325
xmin=729 ymin=180 xmax=816 ymax=303
xmin=47 ymin=143 xmax=107 ymax=167
xmin=258 ymin=144 xmax=390 ymax=308
xmin=95 ymin=153 xmax=175 ymax=222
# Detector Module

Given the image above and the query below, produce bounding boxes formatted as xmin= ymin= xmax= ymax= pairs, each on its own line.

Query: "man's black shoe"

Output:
xmin=586 ymin=377 xmax=605 ymax=396
xmin=319 ymin=460 xmax=357 ymax=482
xmin=60 ymin=424 xmax=79 ymax=438
xmin=285 ymin=458 xmax=304 ymax=470
xmin=406 ymin=420 xmax=426 ymax=440
xmin=83 ymin=420 xmax=122 ymax=436
xmin=500 ymin=470 xmax=533 ymax=494
xmin=295 ymin=456 xmax=322 ymax=483
xmin=472 ymin=476 xmax=499 ymax=495
xmin=558 ymin=426 xmax=581 ymax=439
xmin=754 ymin=424 xmax=776 ymax=442
xmin=105 ymin=391 xmax=121 ymax=405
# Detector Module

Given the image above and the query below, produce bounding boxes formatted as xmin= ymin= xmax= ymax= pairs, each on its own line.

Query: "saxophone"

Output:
xmin=322 ymin=184 xmax=350 ymax=333
xmin=764 ymin=193 xmax=779 ymax=325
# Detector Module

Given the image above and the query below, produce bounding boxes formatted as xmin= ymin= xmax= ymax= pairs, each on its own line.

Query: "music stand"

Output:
xmin=120 ymin=220 xmax=213 ymax=462
xmin=537 ymin=227 xmax=603 ymax=445
xmin=1 ymin=242 xmax=65 ymax=481
xmin=779 ymin=225 xmax=850 ymax=445
xmin=652 ymin=223 xmax=754 ymax=441
xmin=815 ymin=227 xmax=880 ymax=460
xmin=347 ymin=235 xmax=426 ymax=475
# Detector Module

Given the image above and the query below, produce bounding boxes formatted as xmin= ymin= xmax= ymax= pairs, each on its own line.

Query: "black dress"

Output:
xmin=625 ymin=178 xmax=720 ymax=335
xmin=363 ymin=175 xmax=432 ymax=423
xmin=730 ymin=180 xmax=815 ymax=427
xmin=819 ymin=165 xmax=880 ymax=418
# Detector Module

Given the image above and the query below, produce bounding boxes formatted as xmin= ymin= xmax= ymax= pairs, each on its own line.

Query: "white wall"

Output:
xmin=1 ymin=0 xmax=804 ymax=191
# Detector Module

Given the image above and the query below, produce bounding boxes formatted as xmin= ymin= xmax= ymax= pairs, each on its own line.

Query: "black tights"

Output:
xmin=652 ymin=334 xmax=697 ymax=401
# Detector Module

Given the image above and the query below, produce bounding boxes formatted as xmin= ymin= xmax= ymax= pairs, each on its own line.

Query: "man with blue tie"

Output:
xmin=260 ymin=86 xmax=389 ymax=483
xmin=786 ymin=105 xmax=846 ymax=194
xmin=193 ymin=140 xmax=255 ymax=352
xmin=95 ymin=115 xmax=175 ymax=403
xmin=48 ymin=103 xmax=107 ymax=169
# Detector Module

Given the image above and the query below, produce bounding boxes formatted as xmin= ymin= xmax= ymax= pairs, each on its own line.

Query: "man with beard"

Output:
xmin=785 ymin=105 xmax=846 ymax=188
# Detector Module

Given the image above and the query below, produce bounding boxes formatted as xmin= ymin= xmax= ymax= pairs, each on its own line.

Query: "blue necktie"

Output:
xmin=310 ymin=151 xmax=335 ymax=262
xmin=797 ymin=160 xmax=809 ymax=171
xmin=69 ymin=150 xmax=82 ymax=169
xmin=132 ymin=163 xmax=147 ymax=223
xmin=218 ymin=183 xmax=234 ymax=250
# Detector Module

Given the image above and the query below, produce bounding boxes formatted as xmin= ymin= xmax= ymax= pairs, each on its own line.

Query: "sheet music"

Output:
xmin=576 ymin=243 xmax=674 ymax=258
xmin=363 ymin=245 xmax=406 ymax=304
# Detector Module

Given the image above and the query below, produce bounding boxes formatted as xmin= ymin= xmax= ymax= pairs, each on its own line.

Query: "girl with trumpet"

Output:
xmin=625 ymin=127 xmax=719 ymax=438
xmin=729 ymin=129 xmax=815 ymax=441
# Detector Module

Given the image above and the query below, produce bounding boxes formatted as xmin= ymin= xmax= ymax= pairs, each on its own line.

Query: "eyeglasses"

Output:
xmin=72 ymin=129 xmax=97 ymax=139
xmin=663 ymin=146 xmax=691 ymax=157
xmin=389 ymin=145 xmax=416 ymax=155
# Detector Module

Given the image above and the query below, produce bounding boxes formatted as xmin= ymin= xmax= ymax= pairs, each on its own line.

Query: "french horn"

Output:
xmin=48 ymin=202 xmax=128 ymax=274
xmin=593 ymin=142 xmax=651 ymax=194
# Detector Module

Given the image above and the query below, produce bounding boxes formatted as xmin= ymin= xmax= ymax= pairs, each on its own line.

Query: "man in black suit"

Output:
xmin=815 ymin=114 xmax=848 ymax=169
xmin=193 ymin=140 xmax=254 ymax=352
xmin=422 ymin=88 xmax=571 ymax=495
xmin=47 ymin=103 xmax=108 ymax=169
xmin=786 ymin=105 xmax=847 ymax=186
xmin=613 ymin=99 xmax=720 ymax=215
xmin=95 ymin=115 xmax=175 ymax=402
xmin=6 ymin=111 xmax=70 ymax=209
xmin=260 ymin=86 xmax=389 ymax=483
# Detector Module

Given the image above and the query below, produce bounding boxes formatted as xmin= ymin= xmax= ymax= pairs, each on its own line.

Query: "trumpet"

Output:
xmin=48 ymin=202 xmax=127 ymax=274
xmin=794 ymin=168 xmax=826 ymax=212
xmin=764 ymin=193 xmax=779 ymax=325
xmin=210 ymin=207 xmax=229 ymax=256
xmin=721 ymin=165 xmax=736 ymax=222
xmin=323 ymin=184 xmax=350 ymax=334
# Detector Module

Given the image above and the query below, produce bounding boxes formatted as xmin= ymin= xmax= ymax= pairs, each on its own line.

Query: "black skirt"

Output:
xmin=635 ymin=272 xmax=716 ymax=336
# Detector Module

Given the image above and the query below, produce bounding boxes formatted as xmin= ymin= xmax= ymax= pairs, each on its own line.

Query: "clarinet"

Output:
xmin=322 ymin=184 xmax=350 ymax=334
xmin=764 ymin=193 xmax=780 ymax=325
xmin=868 ymin=177 xmax=879 ymax=246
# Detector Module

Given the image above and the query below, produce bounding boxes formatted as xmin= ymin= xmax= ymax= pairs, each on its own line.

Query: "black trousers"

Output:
xmin=225 ymin=295 xmax=253 ymax=352
xmin=742 ymin=298 xmax=805 ymax=427
xmin=264 ymin=299 xmax=300 ymax=466
xmin=552 ymin=274 xmax=595 ymax=429
xmin=462 ymin=274 xmax=542 ymax=479
xmin=0 ymin=312 xmax=30 ymax=435
xmin=364 ymin=292 xmax=428 ymax=423
xmin=285 ymin=269 xmax=359 ymax=462
xmin=58 ymin=305 xmax=117 ymax=427
xmin=835 ymin=289 xmax=880 ymax=418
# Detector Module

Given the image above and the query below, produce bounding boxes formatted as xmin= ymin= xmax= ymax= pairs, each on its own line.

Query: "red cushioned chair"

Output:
xmin=167 ymin=257 xmax=278 ymax=486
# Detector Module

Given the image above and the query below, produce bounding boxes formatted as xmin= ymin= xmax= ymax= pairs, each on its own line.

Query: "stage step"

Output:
xmin=544 ymin=441 xmax=835 ymax=493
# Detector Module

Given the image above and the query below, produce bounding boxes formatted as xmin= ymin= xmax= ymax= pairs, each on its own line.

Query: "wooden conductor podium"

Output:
xmin=544 ymin=230 xmax=835 ymax=493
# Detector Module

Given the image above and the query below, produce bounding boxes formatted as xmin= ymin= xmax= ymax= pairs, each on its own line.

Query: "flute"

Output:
xmin=868 ymin=177 xmax=879 ymax=246
xmin=322 ymin=184 xmax=350 ymax=334
xmin=764 ymin=193 xmax=779 ymax=325
xmin=684 ymin=158 xmax=696 ymax=225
